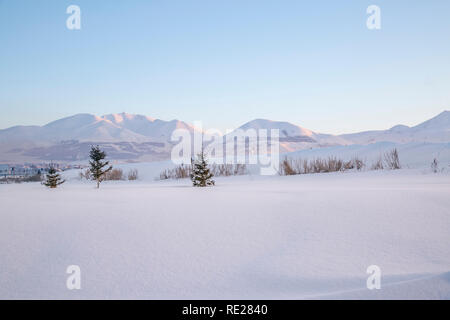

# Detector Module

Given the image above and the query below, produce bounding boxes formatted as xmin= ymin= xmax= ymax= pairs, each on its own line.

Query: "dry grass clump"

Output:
xmin=279 ymin=156 xmax=365 ymax=175
xmin=158 ymin=163 xmax=247 ymax=180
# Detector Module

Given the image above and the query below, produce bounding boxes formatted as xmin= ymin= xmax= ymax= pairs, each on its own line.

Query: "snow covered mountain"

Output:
xmin=232 ymin=119 xmax=349 ymax=153
xmin=0 ymin=111 xmax=448 ymax=162
xmin=0 ymin=113 xmax=196 ymax=145
xmin=340 ymin=111 xmax=450 ymax=144
xmin=227 ymin=111 xmax=450 ymax=153
xmin=102 ymin=113 xmax=197 ymax=141
xmin=0 ymin=113 xmax=197 ymax=162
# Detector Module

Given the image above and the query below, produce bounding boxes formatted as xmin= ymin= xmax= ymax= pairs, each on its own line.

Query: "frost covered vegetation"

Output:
xmin=280 ymin=148 xmax=401 ymax=176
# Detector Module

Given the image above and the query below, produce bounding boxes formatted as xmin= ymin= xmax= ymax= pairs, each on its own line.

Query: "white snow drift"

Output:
xmin=0 ymin=169 xmax=449 ymax=299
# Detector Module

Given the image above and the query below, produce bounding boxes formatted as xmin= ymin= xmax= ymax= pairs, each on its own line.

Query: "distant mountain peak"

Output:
xmin=102 ymin=112 xmax=156 ymax=124
xmin=239 ymin=118 xmax=314 ymax=137
xmin=389 ymin=124 xmax=410 ymax=132
xmin=412 ymin=110 xmax=450 ymax=130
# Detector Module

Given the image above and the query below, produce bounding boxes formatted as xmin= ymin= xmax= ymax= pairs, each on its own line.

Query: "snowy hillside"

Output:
xmin=231 ymin=111 xmax=450 ymax=152
xmin=341 ymin=111 xmax=450 ymax=145
xmin=0 ymin=170 xmax=449 ymax=299
xmin=230 ymin=119 xmax=350 ymax=153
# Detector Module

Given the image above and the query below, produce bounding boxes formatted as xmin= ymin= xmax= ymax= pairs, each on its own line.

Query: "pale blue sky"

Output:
xmin=0 ymin=0 xmax=449 ymax=134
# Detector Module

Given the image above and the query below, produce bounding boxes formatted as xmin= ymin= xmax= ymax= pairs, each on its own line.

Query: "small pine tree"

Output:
xmin=89 ymin=145 xmax=112 ymax=188
xmin=431 ymin=158 xmax=439 ymax=173
xmin=190 ymin=150 xmax=215 ymax=187
xmin=43 ymin=166 xmax=65 ymax=188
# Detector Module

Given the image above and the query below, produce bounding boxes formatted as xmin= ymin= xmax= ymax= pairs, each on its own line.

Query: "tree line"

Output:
xmin=44 ymin=145 xmax=215 ymax=189
xmin=44 ymin=145 xmax=113 ymax=189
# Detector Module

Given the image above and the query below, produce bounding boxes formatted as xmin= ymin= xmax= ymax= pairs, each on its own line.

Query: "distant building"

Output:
xmin=0 ymin=165 xmax=42 ymax=177
xmin=0 ymin=164 xmax=10 ymax=176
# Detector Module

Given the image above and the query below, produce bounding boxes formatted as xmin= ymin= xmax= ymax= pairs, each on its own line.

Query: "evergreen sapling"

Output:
xmin=190 ymin=150 xmax=215 ymax=187
xmin=89 ymin=145 xmax=113 ymax=188
xmin=43 ymin=166 xmax=65 ymax=188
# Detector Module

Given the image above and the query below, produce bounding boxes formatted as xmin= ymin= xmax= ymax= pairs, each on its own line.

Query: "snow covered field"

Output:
xmin=0 ymin=169 xmax=449 ymax=299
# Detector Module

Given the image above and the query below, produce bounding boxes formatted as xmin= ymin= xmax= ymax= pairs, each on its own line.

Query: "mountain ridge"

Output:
xmin=0 ymin=111 xmax=448 ymax=162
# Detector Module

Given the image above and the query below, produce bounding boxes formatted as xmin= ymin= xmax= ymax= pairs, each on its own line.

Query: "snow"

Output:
xmin=0 ymin=168 xmax=449 ymax=299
